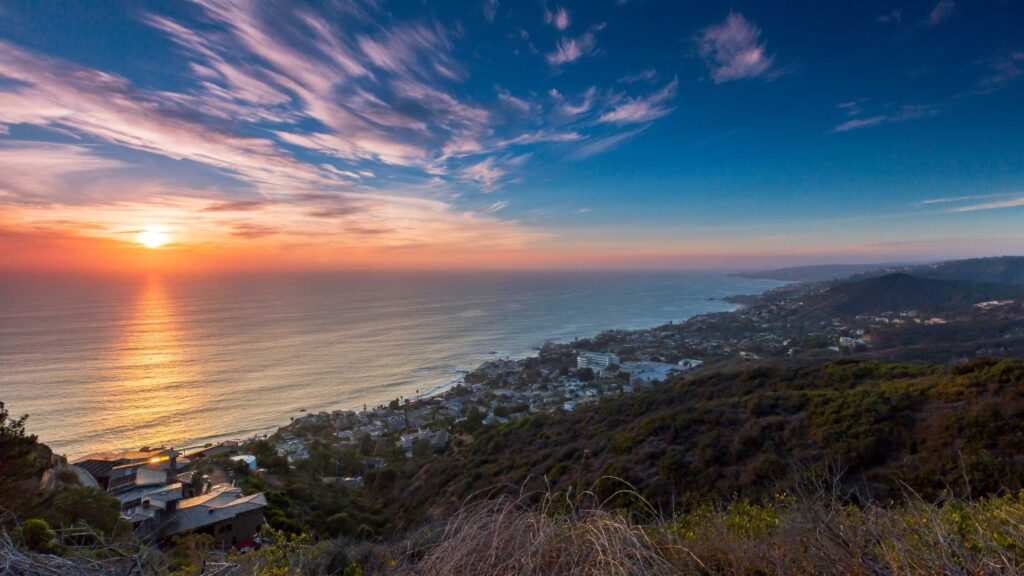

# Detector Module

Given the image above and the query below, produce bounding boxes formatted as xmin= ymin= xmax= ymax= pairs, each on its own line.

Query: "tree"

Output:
xmin=411 ymin=439 xmax=433 ymax=461
xmin=307 ymin=441 xmax=338 ymax=477
xmin=50 ymin=485 xmax=122 ymax=534
xmin=358 ymin=433 xmax=376 ymax=457
xmin=0 ymin=403 xmax=49 ymax=515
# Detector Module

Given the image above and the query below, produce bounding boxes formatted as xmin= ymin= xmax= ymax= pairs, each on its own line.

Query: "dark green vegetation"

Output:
xmin=232 ymin=439 xmax=390 ymax=538
xmin=739 ymin=255 xmax=1024 ymax=285
xmin=801 ymin=273 xmax=1024 ymax=316
xmin=365 ymin=358 xmax=1024 ymax=532
xmin=912 ymin=255 xmax=1024 ymax=285
xmin=735 ymin=262 xmax=906 ymax=282
xmin=0 ymin=402 xmax=125 ymax=547
xmin=219 ymin=358 xmax=1024 ymax=539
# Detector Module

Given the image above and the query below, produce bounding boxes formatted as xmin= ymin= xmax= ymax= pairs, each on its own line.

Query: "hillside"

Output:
xmin=801 ymin=272 xmax=1024 ymax=316
xmin=361 ymin=358 xmax=1024 ymax=532
xmin=733 ymin=263 xmax=901 ymax=282
xmin=908 ymin=255 xmax=1024 ymax=285
xmin=735 ymin=256 xmax=1024 ymax=286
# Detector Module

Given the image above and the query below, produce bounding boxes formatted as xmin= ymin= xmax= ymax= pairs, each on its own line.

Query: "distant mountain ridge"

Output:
xmin=734 ymin=263 xmax=907 ymax=282
xmin=802 ymin=272 xmax=1024 ymax=316
xmin=908 ymin=256 xmax=1024 ymax=286
xmin=740 ymin=256 xmax=1024 ymax=286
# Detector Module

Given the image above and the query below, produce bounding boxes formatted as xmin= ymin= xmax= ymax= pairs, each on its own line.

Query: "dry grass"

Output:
xmin=398 ymin=478 xmax=1024 ymax=576
xmin=0 ymin=515 xmax=148 ymax=575
xmin=653 ymin=474 xmax=1024 ymax=576
xmin=399 ymin=484 xmax=675 ymax=576
xmin=5 ymin=480 xmax=1023 ymax=575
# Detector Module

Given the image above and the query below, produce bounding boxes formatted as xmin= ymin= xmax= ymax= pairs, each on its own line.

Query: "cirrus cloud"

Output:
xmin=696 ymin=13 xmax=775 ymax=83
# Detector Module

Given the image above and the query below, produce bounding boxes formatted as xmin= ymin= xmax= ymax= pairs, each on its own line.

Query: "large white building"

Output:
xmin=576 ymin=351 xmax=620 ymax=373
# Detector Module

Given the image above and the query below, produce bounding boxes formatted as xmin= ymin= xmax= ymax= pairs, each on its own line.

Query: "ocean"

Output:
xmin=0 ymin=271 xmax=783 ymax=458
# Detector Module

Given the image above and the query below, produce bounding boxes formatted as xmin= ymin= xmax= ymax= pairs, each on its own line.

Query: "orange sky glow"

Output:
xmin=2 ymin=201 xmax=989 ymax=274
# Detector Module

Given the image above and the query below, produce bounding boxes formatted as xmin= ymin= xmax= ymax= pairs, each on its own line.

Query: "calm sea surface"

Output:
xmin=0 ymin=271 xmax=782 ymax=458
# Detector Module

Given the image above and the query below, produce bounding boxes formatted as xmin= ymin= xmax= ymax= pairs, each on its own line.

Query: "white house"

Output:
xmin=576 ymin=351 xmax=620 ymax=374
xmin=230 ymin=454 xmax=257 ymax=471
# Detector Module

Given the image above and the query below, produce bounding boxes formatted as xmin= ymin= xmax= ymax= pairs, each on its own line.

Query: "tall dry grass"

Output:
xmin=399 ymin=478 xmax=1024 ymax=576
xmin=400 ymin=488 xmax=675 ymax=576
xmin=659 ymin=484 xmax=1024 ymax=575
xmin=5 ymin=480 xmax=1023 ymax=575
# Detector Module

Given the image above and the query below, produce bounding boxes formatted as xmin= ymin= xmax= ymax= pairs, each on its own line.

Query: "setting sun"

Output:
xmin=137 ymin=227 xmax=170 ymax=249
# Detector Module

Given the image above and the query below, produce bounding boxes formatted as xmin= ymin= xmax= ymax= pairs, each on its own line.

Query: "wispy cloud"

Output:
xmin=483 ymin=200 xmax=509 ymax=214
xmin=0 ymin=39 xmax=321 ymax=192
xmin=546 ymin=29 xmax=599 ymax=66
xmin=598 ymin=78 xmax=678 ymax=125
xmin=483 ymin=0 xmax=499 ymax=22
xmin=550 ymin=86 xmax=597 ymax=117
xmin=458 ymin=154 xmax=530 ymax=192
xmin=920 ymin=192 xmax=1024 ymax=213
xmin=918 ymin=192 xmax=1018 ymax=206
xmin=570 ymin=125 xmax=650 ymax=159
xmin=618 ymin=68 xmax=658 ymax=84
xmin=928 ymin=0 xmax=955 ymax=27
xmin=877 ymin=9 xmax=903 ymax=24
xmin=496 ymin=87 xmax=533 ymax=114
xmin=696 ymin=13 xmax=775 ymax=83
xmin=949 ymin=196 xmax=1024 ymax=213
xmin=0 ymin=0 xmax=696 ymax=266
xmin=460 ymin=158 xmax=506 ymax=192
xmin=0 ymin=141 xmax=128 ymax=203
xmin=833 ymin=104 xmax=937 ymax=132
xmin=544 ymin=6 xmax=571 ymax=31
xmin=976 ymin=51 xmax=1024 ymax=92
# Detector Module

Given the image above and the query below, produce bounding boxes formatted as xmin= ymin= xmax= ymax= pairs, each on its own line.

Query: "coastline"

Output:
xmin=263 ymin=293 xmax=763 ymax=443
xmin=30 ymin=274 xmax=785 ymax=459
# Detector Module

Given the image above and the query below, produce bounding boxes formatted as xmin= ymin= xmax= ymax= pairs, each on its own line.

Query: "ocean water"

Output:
xmin=0 ymin=271 xmax=782 ymax=458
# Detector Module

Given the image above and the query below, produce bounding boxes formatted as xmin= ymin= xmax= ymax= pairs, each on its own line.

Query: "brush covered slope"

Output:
xmin=909 ymin=255 xmax=1024 ymax=285
xmin=369 ymin=358 xmax=1024 ymax=531
xmin=800 ymin=273 xmax=1024 ymax=317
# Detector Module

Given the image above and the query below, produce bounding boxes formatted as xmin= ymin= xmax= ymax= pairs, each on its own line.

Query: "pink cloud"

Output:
xmin=598 ymin=79 xmax=678 ymax=125
xmin=697 ymin=13 xmax=775 ymax=83
xmin=546 ymin=32 xmax=598 ymax=66
xmin=928 ymin=0 xmax=955 ymax=27
xmin=545 ymin=7 xmax=571 ymax=31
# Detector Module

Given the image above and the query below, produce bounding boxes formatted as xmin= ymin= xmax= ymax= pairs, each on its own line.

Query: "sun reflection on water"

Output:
xmin=97 ymin=275 xmax=203 ymax=449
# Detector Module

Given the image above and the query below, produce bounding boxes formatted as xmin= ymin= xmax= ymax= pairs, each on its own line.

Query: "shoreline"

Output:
xmin=55 ymin=279 xmax=781 ymax=459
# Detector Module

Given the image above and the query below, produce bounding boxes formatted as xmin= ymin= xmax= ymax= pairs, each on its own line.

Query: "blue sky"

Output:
xmin=0 ymin=0 xmax=1022 ymax=270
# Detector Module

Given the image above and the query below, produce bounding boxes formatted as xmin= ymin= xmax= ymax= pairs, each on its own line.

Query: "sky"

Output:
xmin=0 ymin=0 xmax=1022 ymax=272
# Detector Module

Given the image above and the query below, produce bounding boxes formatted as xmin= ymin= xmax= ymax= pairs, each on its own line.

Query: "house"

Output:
xmin=482 ymin=413 xmax=509 ymax=425
xmin=397 ymin=429 xmax=449 ymax=455
xmin=576 ymin=351 xmax=620 ymax=374
xmin=84 ymin=446 xmax=268 ymax=549
xmin=619 ymin=361 xmax=681 ymax=384
xmin=73 ymin=447 xmax=179 ymax=491
xmin=363 ymin=457 xmax=387 ymax=470
xmin=230 ymin=455 xmax=257 ymax=471
xmin=160 ymin=486 xmax=267 ymax=548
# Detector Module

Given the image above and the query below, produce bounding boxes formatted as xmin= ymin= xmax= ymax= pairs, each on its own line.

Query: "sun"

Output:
xmin=137 ymin=227 xmax=170 ymax=249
